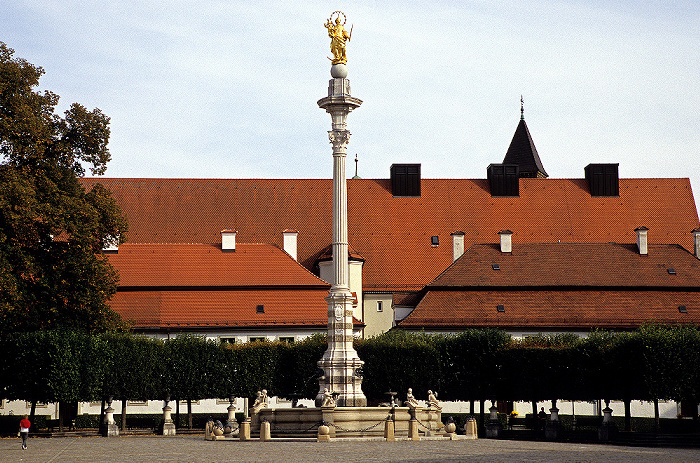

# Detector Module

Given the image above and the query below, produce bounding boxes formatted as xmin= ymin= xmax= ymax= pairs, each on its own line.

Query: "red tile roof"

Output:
xmin=429 ymin=243 xmax=700 ymax=288
xmin=111 ymin=289 xmax=331 ymax=328
xmin=105 ymin=242 xmax=331 ymax=329
xmin=82 ymin=177 xmax=699 ymax=293
xmin=107 ymin=242 xmax=328 ymax=288
xmin=401 ymin=243 xmax=700 ymax=330
xmin=400 ymin=289 xmax=700 ymax=329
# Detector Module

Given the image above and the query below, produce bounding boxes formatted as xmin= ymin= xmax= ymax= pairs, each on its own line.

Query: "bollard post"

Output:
xmin=240 ymin=418 xmax=251 ymax=441
xmin=384 ymin=418 xmax=395 ymax=441
xmin=259 ymin=419 xmax=271 ymax=441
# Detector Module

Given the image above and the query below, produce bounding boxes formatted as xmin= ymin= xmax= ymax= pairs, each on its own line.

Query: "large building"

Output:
xmin=80 ymin=113 xmax=700 ymax=340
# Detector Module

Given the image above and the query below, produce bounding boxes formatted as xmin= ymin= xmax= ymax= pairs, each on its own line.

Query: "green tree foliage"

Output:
xmin=0 ymin=42 xmax=128 ymax=335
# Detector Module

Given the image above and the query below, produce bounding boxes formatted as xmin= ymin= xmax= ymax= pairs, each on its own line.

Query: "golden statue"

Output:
xmin=325 ymin=11 xmax=352 ymax=65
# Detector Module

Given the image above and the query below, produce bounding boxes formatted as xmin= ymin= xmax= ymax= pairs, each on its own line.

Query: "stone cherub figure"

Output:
xmin=321 ymin=388 xmax=337 ymax=407
xmin=325 ymin=11 xmax=352 ymax=64
xmin=427 ymin=389 xmax=441 ymax=410
xmin=405 ymin=388 xmax=419 ymax=409
xmin=252 ymin=389 xmax=269 ymax=413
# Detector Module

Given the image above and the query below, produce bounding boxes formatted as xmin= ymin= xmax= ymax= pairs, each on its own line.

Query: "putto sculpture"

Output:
xmin=324 ymin=11 xmax=352 ymax=64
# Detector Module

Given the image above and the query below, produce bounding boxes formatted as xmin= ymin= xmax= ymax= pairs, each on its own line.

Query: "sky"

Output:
xmin=2 ymin=1 xmax=700 ymax=212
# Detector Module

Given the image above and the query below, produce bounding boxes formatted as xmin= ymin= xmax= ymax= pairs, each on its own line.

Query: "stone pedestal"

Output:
xmin=598 ymin=405 xmax=617 ymax=441
xmin=161 ymin=405 xmax=176 ymax=436
xmin=485 ymin=404 xmax=501 ymax=438
xmin=545 ymin=402 xmax=561 ymax=440
xmin=317 ymin=424 xmax=331 ymax=442
xmin=103 ymin=406 xmax=119 ymax=437
xmin=240 ymin=419 xmax=251 ymax=441
xmin=384 ymin=419 xmax=395 ymax=441
xmin=444 ymin=421 xmax=457 ymax=440
xmin=226 ymin=403 xmax=238 ymax=436
xmin=259 ymin=420 xmax=271 ymax=441
xmin=408 ymin=419 xmax=420 ymax=441
xmin=464 ymin=417 xmax=478 ymax=439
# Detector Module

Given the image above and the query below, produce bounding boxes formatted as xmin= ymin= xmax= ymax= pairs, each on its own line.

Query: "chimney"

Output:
xmin=221 ymin=229 xmax=237 ymax=251
xmin=283 ymin=229 xmax=298 ymax=261
xmin=692 ymin=227 xmax=700 ymax=259
xmin=635 ymin=226 xmax=648 ymax=255
xmin=451 ymin=231 xmax=465 ymax=261
xmin=498 ymin=230 xmax=513 ymax=253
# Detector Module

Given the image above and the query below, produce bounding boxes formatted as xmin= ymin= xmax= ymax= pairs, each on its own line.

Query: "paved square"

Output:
xmin=2 ymin=435 xmax=699 ymax=462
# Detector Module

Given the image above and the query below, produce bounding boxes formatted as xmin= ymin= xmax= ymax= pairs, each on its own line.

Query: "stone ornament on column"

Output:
xmin=103 ymin=397 xmax=119 ymax=437
xmin=545 ymin=399 xmax=562 ymax=440
xmin=598 ymin=399 xmax=618 ymax=441
xmin=162 ymin=397 xmax=176 ymax=436
xmin=485 ymin=401 xmax=502 ymax=438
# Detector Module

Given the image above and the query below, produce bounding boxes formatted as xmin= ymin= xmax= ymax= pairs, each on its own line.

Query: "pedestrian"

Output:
xmin=19 ymin=414 xmax=31 ymax=450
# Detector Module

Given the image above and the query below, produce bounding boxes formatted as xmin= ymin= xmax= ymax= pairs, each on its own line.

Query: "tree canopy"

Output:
xmin=0 ymin=42 xmax=128 ymax=335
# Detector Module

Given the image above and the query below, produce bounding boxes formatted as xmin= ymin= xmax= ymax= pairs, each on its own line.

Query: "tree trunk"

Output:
xmin=469 ymin=400 xmax=474 ymax=416
xmin=58 ymin=402 xmax=64 ymax=432
xmin=479 ymin=399 xmax=485 ymax=434
xmin=187 ymin=399 xmax=193 ymax=429
xmin=624 ymin=399 xmax=632 ymax=432
xmin=532 ymin=400 xmax=538 ymax=430
xmin=121 ymin=399 xmax=127 ymax=431
xmin=654 ymin=399 xmax=660 ymax=433
xmin=99 ymin=398 xmax=106 ymax=434
xmin=175 ymin=399 xmax=180 ymax=428
xmin=30 ymin=400 xmax=37 ymax=423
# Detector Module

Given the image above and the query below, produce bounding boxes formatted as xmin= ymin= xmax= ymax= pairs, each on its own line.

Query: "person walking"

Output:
xmin=19 ymin=414 xmax=31 ymax=450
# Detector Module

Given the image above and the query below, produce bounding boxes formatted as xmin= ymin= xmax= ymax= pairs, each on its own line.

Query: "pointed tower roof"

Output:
xmin=502 ymin=97 xmax=548 ymax=178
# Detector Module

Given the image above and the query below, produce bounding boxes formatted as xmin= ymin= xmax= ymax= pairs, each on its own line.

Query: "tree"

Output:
xmin=0 ymin=42 xmax=128 ymax=335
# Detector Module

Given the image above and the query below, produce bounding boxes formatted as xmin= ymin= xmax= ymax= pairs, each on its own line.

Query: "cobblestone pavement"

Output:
xmin=2 ymin=435 xmax=699 ymax=463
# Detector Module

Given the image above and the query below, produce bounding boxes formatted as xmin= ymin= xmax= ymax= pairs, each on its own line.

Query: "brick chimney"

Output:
xmin=498 ymin=230 xmax=513 ymax=253
xmin=283 ymin=229 xmax=298 ymax=261
xmin=692 ymin=227 xmax=700 ymax=259
xmin=451 ymin=231 xmax=465 ymax=261
xmin=635 ymin=226 xmax=648 ymax=255
xmin=221 ymin=229 xmax=237 ymax=251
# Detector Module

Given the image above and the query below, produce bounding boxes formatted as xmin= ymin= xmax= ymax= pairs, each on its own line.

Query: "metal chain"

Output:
xmin=326 ymin=418 xmax=386 ymax=433
xmin=415 ymin=416 xmax=446 ymax=432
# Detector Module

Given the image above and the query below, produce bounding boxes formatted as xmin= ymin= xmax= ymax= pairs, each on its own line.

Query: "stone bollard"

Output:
xmin=444 ymin=418 xmax=458 ymax=440
xmin=317 ymin=423 xmax=331 ymax=442
xmin=103 ymin=405 xmax=119 ymax=437
xmin=162 ymin=404 xmax=176 ymax=436
xmin=384 ymin=418 xmax=395 ymax=441
xmin=408 ymin=418 xmax=420 ymax=441
xmin=259 ymin=419 xmax=271 ymax=441
xmin=239 ymin=418 xmax=251 ymax=441
xmin=464 ymin=417 xmax=478 ymax=439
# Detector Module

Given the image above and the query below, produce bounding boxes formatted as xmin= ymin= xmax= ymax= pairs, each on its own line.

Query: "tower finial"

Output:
xmin=352 ymin=154 xmax=361 ymax=179
xmin=520 ymin=95 xmax=524 ymax=120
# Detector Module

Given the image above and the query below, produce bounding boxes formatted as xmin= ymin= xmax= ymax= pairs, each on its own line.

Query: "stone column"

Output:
xmin=316 ymin=63 xmax=366 ymax=407
xmin=103 ymin=400 xmax=119 ymax=437
xmin=162 ymin=398 xmax=176 ymax=436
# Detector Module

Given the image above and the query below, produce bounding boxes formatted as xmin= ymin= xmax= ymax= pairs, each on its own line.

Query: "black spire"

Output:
xmin=503 ymin=97 xmax=548 ymax=178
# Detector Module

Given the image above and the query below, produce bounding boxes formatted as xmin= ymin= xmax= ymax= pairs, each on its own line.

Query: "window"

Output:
xmin=256 ymin=304 xmax=265 ymax=313
xmin=377 ymin=301 xmax=383 ymax=312
xmin=492 ymin=264 xmax=501 ymax=270
xmin=431 ymin=236 xmax=439 ymax=246
xmin=679 ymin=305 xmax=688 ymax=313
xmin=249 ymin=337 xmax=266 ymax=343
xmin=497 ymin=304 xmax=505 ymax=313
xmin=128 ymin=400 xmax=148 ymax=406
xmin=667 ymin=268 xmax=676 ymax=275
xmin=220 ymin=337 xmax=237 ymax=344
xmin=278 ymin=337 xmax=295 ymax=344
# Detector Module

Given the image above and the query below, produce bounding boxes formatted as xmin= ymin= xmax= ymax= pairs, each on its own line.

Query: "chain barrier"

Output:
xmin=326 ymin=418 xmax=386 ymax=434
xmin=414 ymin=415 xmax=446 ymax=433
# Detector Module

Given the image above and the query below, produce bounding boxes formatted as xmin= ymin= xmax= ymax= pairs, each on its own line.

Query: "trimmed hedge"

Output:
xmin=1 ymin=325 xmax=699 ymax=408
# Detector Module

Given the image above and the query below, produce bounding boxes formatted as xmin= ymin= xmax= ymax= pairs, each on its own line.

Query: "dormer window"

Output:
xmin=431 ymin=236 xmax=439 ymax=246
xmin=256 ymin=304 xmax=265 ymax=313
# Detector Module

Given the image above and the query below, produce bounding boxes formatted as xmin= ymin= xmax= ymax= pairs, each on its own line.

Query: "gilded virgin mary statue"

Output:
xmin=325 ymin=11 xmax=352 ymax=65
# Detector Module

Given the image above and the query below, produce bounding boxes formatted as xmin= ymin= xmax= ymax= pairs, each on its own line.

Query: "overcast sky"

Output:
xmin=3 ymin=1 xmax=700 ymax=212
